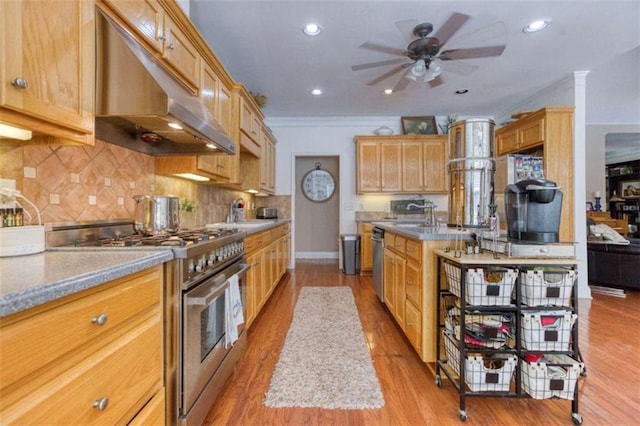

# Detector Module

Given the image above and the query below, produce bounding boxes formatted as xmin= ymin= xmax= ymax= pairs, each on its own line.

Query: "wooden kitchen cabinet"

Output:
xmin=355 ymin=138 xmax=401 ymax=193
xmin=356 ymin=139 xmax=381 ymax=192
xmin=100 ymin=0 xmax=201 ymax=93
xmin=402 ymin=137 xmax=448 ymax=193
xmin=245 ymin=224 xmax=290 ymax=328
xmin=495 ymin=107 xmax=574 ymax=241
xmin=382 ymin=230 xmax=450 ymax=363
xmin=238 ymin=88 xmax=263 ymax=157
xmin=359 ymin=222 xmax=374 ymax=275
xmin=0 ymin=266 xmax=165 ymax=424
xmin=260 ymin=126 xmax=276 ymax=194
xmin=102 ymin=0 xmax=165 ymax=53
xmin=355 ymin=135 xmax=447 ymax=194
xmin=0 ymin=0 xmax=95 ymax=145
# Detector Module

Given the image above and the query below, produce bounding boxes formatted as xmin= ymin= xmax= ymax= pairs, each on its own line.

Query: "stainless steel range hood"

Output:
xmin=95 ymin=10 xmax=236 ymax=156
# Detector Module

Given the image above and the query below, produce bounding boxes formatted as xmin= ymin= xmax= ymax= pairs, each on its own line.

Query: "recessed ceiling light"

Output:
xmin=455 ymin=88 xmax=469 ymax=94
xmin=311 ymin=88 xmax=323 ymax=96
xmin=206 ymin=143 xmax=218 ymax=149
xmin=384 ymin=89 xmax=393 ymax=95
xmin=523 ymin=19 xmax=550 ymax=33
xmin=303 ymin=23 xmax=322 ymax=36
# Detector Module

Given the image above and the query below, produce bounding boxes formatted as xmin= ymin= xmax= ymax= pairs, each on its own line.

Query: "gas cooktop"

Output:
xmin=46 ymin=219 xmax=242 ymax=251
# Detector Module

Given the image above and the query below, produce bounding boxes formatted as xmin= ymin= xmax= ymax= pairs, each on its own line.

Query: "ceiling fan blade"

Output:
xmin=447 ymin=21 xmax=507 ymax=47
xmin=392 ymin=72 xmax=412 ymax=92
xmin=395 ymin=19 xmax=420 ymax=43
xmin=438 ymin=59 xmax=478 ymax=76
xmin=366 ymin=63 xmax=411 ymax=86
xmin=352 ymin=58 xmax=408 ymax=71
xmin=432 ymin=12 xmax=470 ymax=47
xmin=428 ymin=76 xmax=444 ymax=88
xmin=359 ymin=41 xmax=406 ymax=57
xmin=439 ymin=45 xmax=506 ymax=60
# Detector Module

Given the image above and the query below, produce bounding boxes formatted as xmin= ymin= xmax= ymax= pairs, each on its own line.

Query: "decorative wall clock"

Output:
xmin=301 ymin=162 xmax=335 ymax=202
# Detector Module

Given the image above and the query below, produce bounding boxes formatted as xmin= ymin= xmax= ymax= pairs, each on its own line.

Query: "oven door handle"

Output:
xmin=186 ymin=263 xmax=250 ymax=306
xmin=187 ymin=282 xmax=227 ymax=306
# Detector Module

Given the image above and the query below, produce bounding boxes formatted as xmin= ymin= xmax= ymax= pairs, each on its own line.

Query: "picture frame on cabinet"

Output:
xmin=586 ymin=201 xmax=594 ymax=211
xmin=620 ymin=180 xmax=640 ymax=199
xmin=402 ymin=116 xmax=438 ymax=135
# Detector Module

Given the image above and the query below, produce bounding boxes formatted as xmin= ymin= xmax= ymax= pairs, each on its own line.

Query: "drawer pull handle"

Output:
xmin=93 ymin=397 xmax=109 ymax=411
xmin=11 ymin=77 xmax=28 ymax=89
xmin=167 ymin=43 xmax=175 ymax=51
xmin=91 ymin=313 xmax=108 ymax=326
xmin=406 ymin=322 xmax=414 ymax=327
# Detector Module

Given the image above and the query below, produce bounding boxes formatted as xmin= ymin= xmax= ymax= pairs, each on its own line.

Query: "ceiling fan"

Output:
xmin=351 ymin=12 xmax=507 ymax=92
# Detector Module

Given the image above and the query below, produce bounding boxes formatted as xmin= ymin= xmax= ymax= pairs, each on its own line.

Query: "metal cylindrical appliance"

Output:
xmin=447 ymin=119 xmax=495 ymax=228
xmin=133 ymin=195 xmax=180 ymax=235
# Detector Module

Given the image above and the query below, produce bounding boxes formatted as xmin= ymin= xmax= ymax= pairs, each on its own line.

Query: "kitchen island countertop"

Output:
xmin=0 ymin=249 xmax=174 ymax=318
xmin=371 ymin=222 xmax=475 ymax=241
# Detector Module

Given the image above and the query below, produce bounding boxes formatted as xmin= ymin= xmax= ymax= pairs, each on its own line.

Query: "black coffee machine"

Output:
xmin=505 ymin=178 xmax=562 ymax=243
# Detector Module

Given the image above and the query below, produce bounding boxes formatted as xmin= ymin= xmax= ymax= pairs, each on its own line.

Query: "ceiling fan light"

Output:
xmin=408 ymin=59 xmax=427 ymax=80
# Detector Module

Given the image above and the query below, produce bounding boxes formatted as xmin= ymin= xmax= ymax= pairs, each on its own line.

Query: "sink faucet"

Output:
xmin=227 ymin=201 xmax=236 ymax=223
xmin=406 ymin=201 xmax=437 ymax=226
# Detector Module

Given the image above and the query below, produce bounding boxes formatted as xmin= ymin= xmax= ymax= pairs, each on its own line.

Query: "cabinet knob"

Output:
xmin=92 ymin=397 xmax=109 ymax=411
xmin=10 ymin=77 xmax=28 ymax=89
xmin=91 ymin=313 xmax=108 ymax=326
xmin=406 ymin=280 xmax=414 ymax=286
xmin=167 ymin=43 xmax=175 ymax=51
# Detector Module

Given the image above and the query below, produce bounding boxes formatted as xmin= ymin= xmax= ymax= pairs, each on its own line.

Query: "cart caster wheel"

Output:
xmin=572 ymin=413 xmax=583 ymax=425
xmin=435 ymin=375 xmax=443 ymax=387
xmin=459 ymin=410 xmax=467 ymax=421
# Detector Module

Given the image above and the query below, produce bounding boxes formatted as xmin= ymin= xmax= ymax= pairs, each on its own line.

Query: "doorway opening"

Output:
xmin=294 ymin=156 xmax=340 ymax=259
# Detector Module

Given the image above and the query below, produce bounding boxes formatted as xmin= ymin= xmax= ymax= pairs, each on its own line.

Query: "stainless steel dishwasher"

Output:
xmin=372 ymin=226 xmax=385 ymax=303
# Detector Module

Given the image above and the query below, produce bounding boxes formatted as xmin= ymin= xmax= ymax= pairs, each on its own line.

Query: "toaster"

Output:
xmin=256 ymin=207 xmax=278 ymax=219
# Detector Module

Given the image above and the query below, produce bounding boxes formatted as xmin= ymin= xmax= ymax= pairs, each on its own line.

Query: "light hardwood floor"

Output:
xmin=204 ymin=259 xmax=640 ymax=425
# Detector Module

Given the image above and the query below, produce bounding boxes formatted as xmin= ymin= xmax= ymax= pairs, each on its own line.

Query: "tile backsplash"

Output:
xmin=0 ymin=139 xmax=254 ymax=227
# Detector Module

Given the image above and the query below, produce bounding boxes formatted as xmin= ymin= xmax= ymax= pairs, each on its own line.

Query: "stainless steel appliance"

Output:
xmin=505 ymin=178 xmax=563 ymax=243
xmin=447 ymin=118 xmax=495 ymax=228
xmin=95 ymin=11 xmax=236 ymax=156
xmin=256 ymin=207 xmax=278 ymax=219
xmin=133 ymin=195 xmax=181 ymax=235
xmin=46 ymin=220 xmax=249 ymax=425
xmin=372 ymin=226 xmax=385 ymax=302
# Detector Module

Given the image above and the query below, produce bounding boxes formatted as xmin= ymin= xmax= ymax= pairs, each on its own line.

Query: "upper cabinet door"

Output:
xmin=380 ymin=142 xmax=402 ymax=192
xmin=163 ymin=18 xmax=200 ymax=90
xmin=0 ymin=0 xmax=94 ymax=138
xmin=104 ymin=0 xmax=165 ymax=53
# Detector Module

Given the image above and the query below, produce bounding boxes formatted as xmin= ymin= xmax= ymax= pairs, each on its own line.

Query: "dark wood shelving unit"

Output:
xmin=606 ymin=160 xmax=639 ymax=238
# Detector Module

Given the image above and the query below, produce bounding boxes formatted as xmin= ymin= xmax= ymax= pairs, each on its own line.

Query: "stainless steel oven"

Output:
xmin=181 ymin=258 xmax=249 ymax=425
xmin=44 ymin=220 xmax=250 ymax=426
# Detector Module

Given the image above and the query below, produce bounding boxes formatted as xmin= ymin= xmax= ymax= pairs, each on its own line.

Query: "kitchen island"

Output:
xmin=371 ymin=222 xmax=474 ymax=365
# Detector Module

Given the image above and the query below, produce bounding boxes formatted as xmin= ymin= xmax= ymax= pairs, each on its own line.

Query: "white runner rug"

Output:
xmin=264 ymin=286 xmax=385 ymax=409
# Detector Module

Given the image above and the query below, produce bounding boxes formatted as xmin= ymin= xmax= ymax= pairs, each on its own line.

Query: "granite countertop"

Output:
xmin=206 ymin=218 xmax=291 ymax=235
xmin=371 ymin=221 xmax=475 ymax=241
xmin=0 ymin=249 xmax=174 ymax=318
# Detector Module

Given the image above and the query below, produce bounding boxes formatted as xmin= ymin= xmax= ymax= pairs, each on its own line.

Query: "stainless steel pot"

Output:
xmin=133 ymin=195 xmax=180 ymax=235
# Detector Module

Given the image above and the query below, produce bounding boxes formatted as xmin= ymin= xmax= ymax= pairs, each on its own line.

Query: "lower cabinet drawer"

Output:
xmin=404 ymin=300 xmax=422 ymax=355
xmin=0 ymin=267 xmax=161 ymax=392
xmin=1 ymin=312 xmax=162 ymax=424
xmin=129 ymin=390 xmax=165 ymax=426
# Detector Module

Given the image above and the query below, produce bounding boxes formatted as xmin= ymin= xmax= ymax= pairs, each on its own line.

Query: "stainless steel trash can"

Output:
xmin=341 ymin=234 xmax=360 ymax=275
